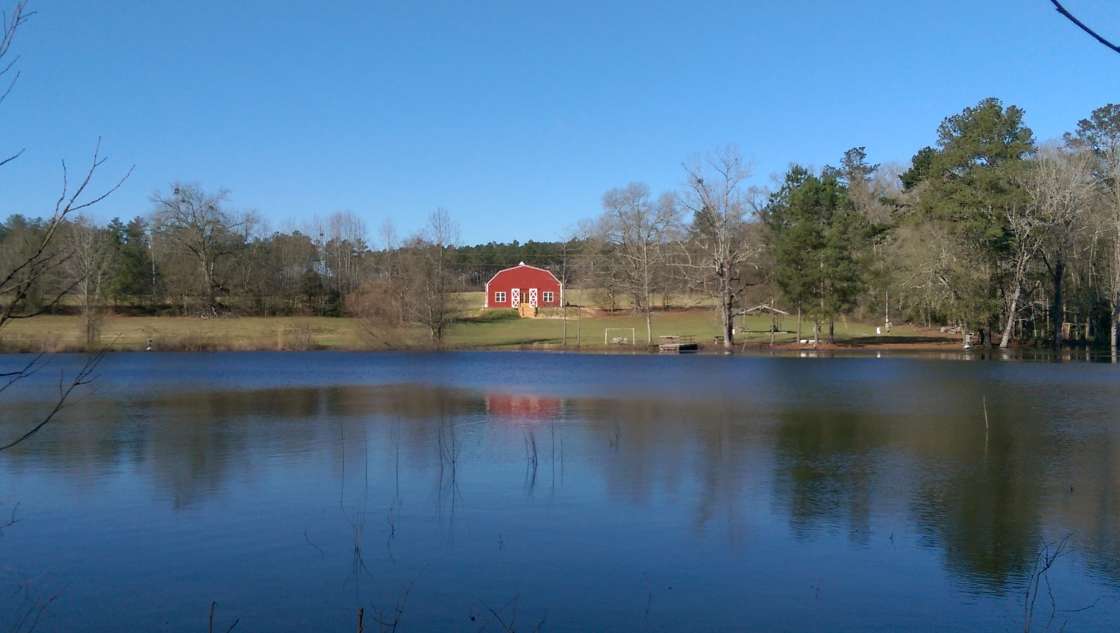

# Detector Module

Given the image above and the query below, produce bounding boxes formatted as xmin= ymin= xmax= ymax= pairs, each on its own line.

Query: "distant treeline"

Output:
xmin=0 ymin=207 xmax=583 ymax=316
xmin=5 ymin=98 xmax=1120 ymax=351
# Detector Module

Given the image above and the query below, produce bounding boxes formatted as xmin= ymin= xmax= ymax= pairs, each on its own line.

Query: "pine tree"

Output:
xmin=109 ymin=216 xmax=157 ymax=306
xmin=764 ymin=166 xmax=870 ymax=343
xmin=900 ymin=97 xmax=1035 ymax=345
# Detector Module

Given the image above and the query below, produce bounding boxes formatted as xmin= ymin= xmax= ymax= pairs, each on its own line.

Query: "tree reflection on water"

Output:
xmin=1 ymin=354 xmax=1118 ymax=631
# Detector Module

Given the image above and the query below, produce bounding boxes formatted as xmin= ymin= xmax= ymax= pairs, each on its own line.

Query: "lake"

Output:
xmin=0 ymin=351 xmax=1118 ymax=632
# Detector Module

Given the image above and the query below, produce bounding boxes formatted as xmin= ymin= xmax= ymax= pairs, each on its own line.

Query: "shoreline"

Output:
xmin=0 ymin=313 xmax=1109 ymax=359
xmin=2 ymin=340 xmax=1111 ymax=363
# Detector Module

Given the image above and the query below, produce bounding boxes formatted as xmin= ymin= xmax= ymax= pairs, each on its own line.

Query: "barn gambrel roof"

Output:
xmin=484 ymin=262 xmax=563 ymax=287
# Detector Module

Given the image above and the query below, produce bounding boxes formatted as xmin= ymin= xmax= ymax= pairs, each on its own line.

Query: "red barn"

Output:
xmin=484 ymin=262 xmax=563 ymax=309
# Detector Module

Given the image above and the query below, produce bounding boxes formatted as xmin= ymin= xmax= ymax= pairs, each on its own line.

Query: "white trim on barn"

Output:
xmin=511 ymin=288 xmax=521 ymax=308
xmin=528 ymin=288 xmax=538 ymax=307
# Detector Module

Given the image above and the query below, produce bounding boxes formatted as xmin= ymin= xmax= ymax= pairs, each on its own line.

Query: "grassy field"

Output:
xmin=0 ymin=307 xmax=947 ymax=353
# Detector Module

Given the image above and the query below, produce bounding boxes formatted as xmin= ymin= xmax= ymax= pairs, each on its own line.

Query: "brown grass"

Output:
xmin=0 ymin=311 xmax=957 ymax=353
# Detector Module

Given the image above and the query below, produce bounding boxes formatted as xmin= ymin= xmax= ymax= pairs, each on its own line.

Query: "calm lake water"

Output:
xmin=0 ymin=351 xmax=1118 ymax=632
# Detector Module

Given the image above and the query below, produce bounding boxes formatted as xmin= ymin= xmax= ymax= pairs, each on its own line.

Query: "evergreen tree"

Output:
xmin=108 ymin=216 xmax=157 ymax=304
xmin=899 ymin=97 xmax=1034 ymax=344
xmin=763 ymin=165 xmax=870 ymax=342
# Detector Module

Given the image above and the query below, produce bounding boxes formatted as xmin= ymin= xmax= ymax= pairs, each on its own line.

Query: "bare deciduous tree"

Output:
xmin=1024 ymin=148 xmax=1096 ymax=348
xmin=325 ymin=211 xmax=367 ymax=297
xmin=597 ymin=183 xmax=679 ymax=344
xmin=1078 ymin=118 xmax=1120 ymax=351
xmin=998 ymin=148 xmax=1094 ymax=347
xmin=678 ymin=148 xmax=757 ymax=351
xmin=406 ymin=208 xmax=459 ymax=346
xmin=151 ymin=183 xmax=246 ymax=314
xmin=65 ymin=216 xmax=116 ymax=347
xmin=1106 ymin=159 xmax=1120 ymax=350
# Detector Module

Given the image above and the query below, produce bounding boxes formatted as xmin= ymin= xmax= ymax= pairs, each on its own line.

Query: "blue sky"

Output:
xmin=3 ymin=0 xmax=1119 ymax=244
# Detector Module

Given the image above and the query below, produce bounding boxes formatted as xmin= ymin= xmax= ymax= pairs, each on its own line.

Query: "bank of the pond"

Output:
xmin=0 ymin=312 xmax=963 ymax=353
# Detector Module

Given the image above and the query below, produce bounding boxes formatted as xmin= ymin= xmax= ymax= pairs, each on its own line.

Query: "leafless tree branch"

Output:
xmin=0 ymin=141 xmax=133 ymax=330
xmin=1050 ymin=1 xmax=1120 ymax=55
xmin=0 ymin=353 xmax=44 ymax=395
xmin=0 ymin=501 xmax=18 ymax=534
xmin=1023 ymin=533 xmax=1073 ymax=633
xmin=0 ymin=350 xmax=104 ymax=452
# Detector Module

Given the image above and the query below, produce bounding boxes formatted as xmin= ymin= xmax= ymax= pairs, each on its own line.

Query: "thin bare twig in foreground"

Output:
xmin=480 ymin=594 xmax=545 ymax=633
xmin=0 ymin=138 xmax=134 ymax=331
xmin=0 ymin=1 xmax=34 ymax=116
xmin=1023 ymin=534 xmax=1073 ymax=633
xmin=208 ymin=601 xmax=239 ymax=633
xmin=9 ymin=589 xmax=57 ymax=633
xmin=0 ymin=353 xmax=44 ymax=396
xmin=303 ymin=528 xmax=325 ymax=559
xmin=0 ymin=350 xmax=104 ymax=452
xmin=1050 ymin=0 xmax=1120 ymax=55
xmin=373 ymin=579 xmax=414 ymax=633
xmin=0 ymin=501 xmax=19 ymax=534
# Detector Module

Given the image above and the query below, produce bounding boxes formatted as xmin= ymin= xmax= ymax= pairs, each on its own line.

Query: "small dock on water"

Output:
xmin=658 ymin=335 xmax=699 ymax=354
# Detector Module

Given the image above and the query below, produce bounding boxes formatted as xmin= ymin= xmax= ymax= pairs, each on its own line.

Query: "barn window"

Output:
xmin=495 ymin=291 xmax=506 ymax=303
xmin=542 ymin=291 xmax=554 ymax=303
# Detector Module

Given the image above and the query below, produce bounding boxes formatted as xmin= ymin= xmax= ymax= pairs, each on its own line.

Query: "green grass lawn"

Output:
xmin=0 ymin=308 xmax=942 ymax=352
xmin=447 ymin=309 xmax=931 ymax=349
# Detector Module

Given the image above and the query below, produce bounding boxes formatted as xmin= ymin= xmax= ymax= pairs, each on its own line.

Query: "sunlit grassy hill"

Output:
xmin=0 ymin=298 xmax=945 ymax=353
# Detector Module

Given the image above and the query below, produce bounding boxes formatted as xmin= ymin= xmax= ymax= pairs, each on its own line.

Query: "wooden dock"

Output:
xmin=658 ymin=335 xmax=699 ymax=354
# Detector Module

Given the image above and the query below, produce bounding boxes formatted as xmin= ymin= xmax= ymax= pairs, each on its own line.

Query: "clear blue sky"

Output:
xmin=3 ymin=0 xmax=1119 ymax=244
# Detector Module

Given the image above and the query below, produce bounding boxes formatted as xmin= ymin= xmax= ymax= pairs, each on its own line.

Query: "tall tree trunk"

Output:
xmin=721 ymin=282 xmax=734 ymax=353
xmin=796 ymin=305 xmax=802 ymax=342
xmin=1111 ymin=299 xmax=1118 ymax=350
xmin=643 ymin=256 xmax=653 ymax=346
xmin=828 ymin=319 xmax=834 ymax=344
xmin=576 ymin=305 xmax=582 ymax=349
xmin=645 ymin=305 xmax=653 ymax=347
xmin=562 ymin=304 xmax=567 ymax=348
xmin=999 ymin=282 xmax=1021 ymax=349
xmin=1052 ymin=258 xmax=1065 ymax=348
xmin=202 ymin=258 xmax=217 ymax=313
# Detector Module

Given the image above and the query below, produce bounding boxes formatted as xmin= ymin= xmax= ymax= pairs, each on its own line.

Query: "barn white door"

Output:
xmin=510 ymin=288 xmax=521 ymax=308
xmin=528 ymin=288 xmax=538 ymax=307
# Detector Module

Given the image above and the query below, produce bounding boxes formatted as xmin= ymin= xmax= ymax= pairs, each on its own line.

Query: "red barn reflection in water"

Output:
xmin=485 ymin=392 xmax=563 ymax=422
